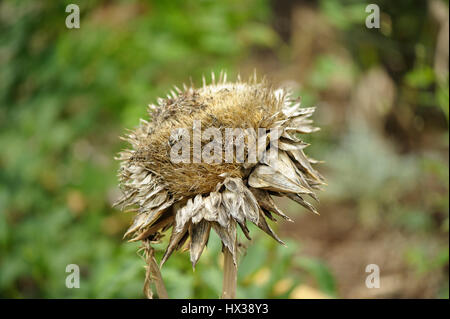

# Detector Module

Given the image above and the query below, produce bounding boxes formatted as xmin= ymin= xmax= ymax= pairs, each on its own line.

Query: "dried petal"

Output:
xmin=189 ymin=220 xmax=211 ymax=268
xmin=248 ymin=164 xmax=312 ymax=195
xmin=129 ymin=214 xmax=174 ymax=242
xmin=123 ymin=213 xmax=147 ymax=238
xmin=212 ymin=221 xmax=237 ymax=265
xmin=278 ymin=139 xmax=309 ymax=152
xmin=138 ymin=209 xmax=165 ymax=231
xmin=256 ymin=209 xmax=285 ymax=245
xmin=161 ymin=220 xmax=189 ymax=266
xmin=249 ymin=187 xmax=293 ymax=222
xmin=174 ymin=195 xmax=202 ymax=232
xmin=222 ymin=189 xmax=243 ymax=224
xmin=240 ymin=186 xmax=260 ymax=225
xmin=286 ymin=193 xmax=319 ymax=215
xmin=203 ymin=191 xmax=221 ymax=222
xmin=288 ymin=148 xmax=325 ymax=183
xmin=217 ymin=204 xmax=229 ymax=228
xmin=140 ymin=189 xmax=167 ymax=208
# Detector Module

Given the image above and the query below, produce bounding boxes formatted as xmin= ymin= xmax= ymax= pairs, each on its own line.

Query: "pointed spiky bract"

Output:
xmin=115 ymin=73 xmax=325 ymax=268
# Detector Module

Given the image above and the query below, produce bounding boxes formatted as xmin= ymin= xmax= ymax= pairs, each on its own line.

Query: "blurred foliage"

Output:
xmin=0 ymin=0 xmax=448 ymax=298
xmin=0 ymin=0 xmax=279 ymax=298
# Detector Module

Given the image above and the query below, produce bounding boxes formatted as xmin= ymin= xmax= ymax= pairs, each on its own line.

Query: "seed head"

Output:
xmin=115 ymin=73 xmax=325 ymax=268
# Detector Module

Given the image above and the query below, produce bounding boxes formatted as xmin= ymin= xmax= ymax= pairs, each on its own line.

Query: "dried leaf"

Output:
xmin=203 ymin=191 xmax=221 ymax=222
xmin=241 ymin=186 xmax=260 ymax=225
xmin=249 ymin=187 xmax=293 ymax=222
xmin=129 ymin=214 xmax=174 ymax=242
xmin=174 ymin=196 xmax=202 ymax=232
xmin=222 ymin=189 xmax=244 ymax=224
xmin=212 ymin=221 xmax=237 ymax=265
xmin=248 ymin=164 xmax=312 ymax=195
xmin=278 ymin=138 xmax=309 ymax=152
xmin=161 ymin=221 xmax=189 ymax=266
xmin=141 ymin=190 xmax=167 ymax=209
xmin=256 ymin=209 xmax=285 ymax=245
xmin=237 ymin=220 xmax=252 ymax=240
xmin=217 ymin=204 xmax=229 ymax=228
xmin=286 ymin=193 xmax=319 ymax=215
xmin=262 ymin=208 xmax=277 ymax=221
xmin=123 ymin=213 xmax=147 ymax=238
xmin=288 ymin=148 xmax=325 ymax=183
xmin=113 ymin=190 xmax=138 ymax=209
xmin=189 ymin=220 xmax=211 ymax=268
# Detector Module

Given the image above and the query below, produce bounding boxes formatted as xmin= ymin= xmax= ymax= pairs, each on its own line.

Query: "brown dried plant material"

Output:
xmin=140 ymin=239 xmax=168 ymax=299
xmin=115 ymin=72 xmax=324 ymax=297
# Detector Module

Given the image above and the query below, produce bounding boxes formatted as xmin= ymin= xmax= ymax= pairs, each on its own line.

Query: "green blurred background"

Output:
xmin=0 ymin=0 xmax=448 ymax=298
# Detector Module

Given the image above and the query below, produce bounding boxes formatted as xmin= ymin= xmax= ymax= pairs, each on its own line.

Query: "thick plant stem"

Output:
xmin=221 ymin=244 xmax=237 ymax=299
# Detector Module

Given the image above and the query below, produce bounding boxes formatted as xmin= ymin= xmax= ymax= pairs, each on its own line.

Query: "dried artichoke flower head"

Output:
xmin=115 ymin=73 xmax=325 ymax=268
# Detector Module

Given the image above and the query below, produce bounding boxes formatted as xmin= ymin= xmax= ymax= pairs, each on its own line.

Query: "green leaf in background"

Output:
xmin=295 ymin=257 xmax=337 ymax=297
xmin=405 ymin=66 xmax=435 ymax=89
